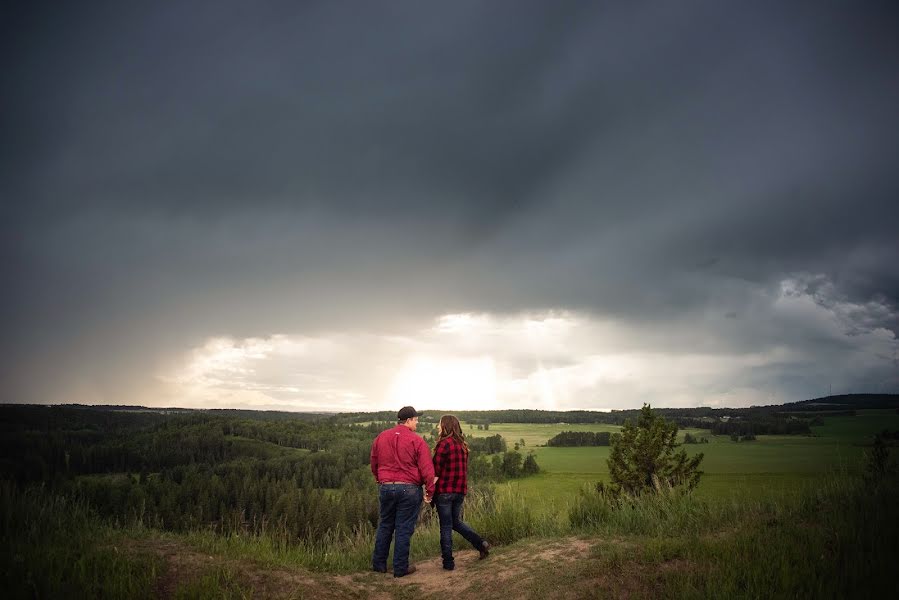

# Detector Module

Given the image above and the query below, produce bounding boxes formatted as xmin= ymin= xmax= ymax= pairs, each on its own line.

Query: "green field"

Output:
xmin=467 ymin=422 xmax=623 ymax=447
xmin=465 ymin=409 xmax=899 ymax=510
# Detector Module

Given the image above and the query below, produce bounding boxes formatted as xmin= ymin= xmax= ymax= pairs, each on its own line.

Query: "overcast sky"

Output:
xmin=2 ymin=1 xmax=898 ymax=412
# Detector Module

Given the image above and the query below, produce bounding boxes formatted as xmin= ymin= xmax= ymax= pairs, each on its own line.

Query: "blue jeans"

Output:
xmin=372 ymin=484 xmax=422 ymax=575
xmin=436 ymin=492 xmax=484 ymax=569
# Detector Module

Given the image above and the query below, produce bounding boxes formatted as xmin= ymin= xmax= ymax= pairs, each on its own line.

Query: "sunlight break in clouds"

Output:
xmin=158 ymin=278 xmax=897 ymax=412
xmin=388 ymin=355 xmax=498 ymax=411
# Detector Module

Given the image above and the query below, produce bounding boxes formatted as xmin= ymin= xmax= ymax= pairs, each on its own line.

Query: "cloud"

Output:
xmin=2 ymin=1 xmax=898 ymax=407
xmin=155 ymin=276 xmax=897 ymax=411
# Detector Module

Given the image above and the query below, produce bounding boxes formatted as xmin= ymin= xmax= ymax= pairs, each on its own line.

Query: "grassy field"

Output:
xmin=3 ymin=408 xmax=895 ymax=597
xmin=466 ymin=409 xmax=899 ymax=510
xmin=467 ymin=422 xmax=623 ymax=447
xmin=8 ymin=468 xmax=896 ymax=598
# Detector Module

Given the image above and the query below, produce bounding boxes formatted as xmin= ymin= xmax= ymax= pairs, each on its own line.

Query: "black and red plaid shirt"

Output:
xmin=433 ymin=437 xmax=469 ymax=494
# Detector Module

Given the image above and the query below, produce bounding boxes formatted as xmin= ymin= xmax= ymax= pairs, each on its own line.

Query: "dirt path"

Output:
xmin=121 ymin=535 xmax=684 ymax=599
xmin=386 ymin=538 xmax=595 ymax=596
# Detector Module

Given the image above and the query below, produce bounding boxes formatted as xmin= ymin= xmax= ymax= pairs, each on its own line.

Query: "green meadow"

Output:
xmin=468 ymin=409 xmax=899 ymax=511
xmin=468 ymin=422 xmax=624 ymax=448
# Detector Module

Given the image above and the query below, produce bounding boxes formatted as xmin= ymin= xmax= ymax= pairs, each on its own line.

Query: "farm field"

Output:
xmin=466 ymin=409 xmax=899 ymax=510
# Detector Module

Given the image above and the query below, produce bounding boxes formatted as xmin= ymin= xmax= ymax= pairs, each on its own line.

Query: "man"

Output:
xmin=370 ymin=406 xmax=435 ymax=577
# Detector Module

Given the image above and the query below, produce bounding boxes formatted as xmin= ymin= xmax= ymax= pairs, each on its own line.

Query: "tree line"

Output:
xmin=709 ymin=418 xmax=811 ymax=436
xmin=332 ymin=402 xmax=868 ymax=436
xmin=546 ymin=431 xmax=612 ymax=447
xmin=0 ymin=406 xmax=540 ymax=543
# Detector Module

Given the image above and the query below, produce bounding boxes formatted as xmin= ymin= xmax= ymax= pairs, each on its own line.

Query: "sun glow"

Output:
xmin=387 ymin=355 xmax=498 ymax=411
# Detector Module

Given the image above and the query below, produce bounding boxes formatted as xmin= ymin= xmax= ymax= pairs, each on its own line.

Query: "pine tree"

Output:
xmin=607 ymin=404 xmax=704 ymax=495
xmin=522 ymin=453 xmax=539 ymax=475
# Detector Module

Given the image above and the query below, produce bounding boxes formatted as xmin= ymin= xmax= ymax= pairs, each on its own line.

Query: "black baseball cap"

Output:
xmin=397 ymin=406 xmax=423 ymax=421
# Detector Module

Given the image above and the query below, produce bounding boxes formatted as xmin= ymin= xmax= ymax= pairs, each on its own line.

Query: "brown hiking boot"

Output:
xmin=479 ymin=541 xmax=491 ymax=560
xmin=394 ymin=565 xmax=416 ymax=578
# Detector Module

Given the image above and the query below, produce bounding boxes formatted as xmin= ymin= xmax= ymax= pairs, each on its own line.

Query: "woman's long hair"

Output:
xmin=436 ymin=414 xmax=469 ymax=454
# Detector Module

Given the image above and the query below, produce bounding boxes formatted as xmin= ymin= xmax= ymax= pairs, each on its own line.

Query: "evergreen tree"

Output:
xmin=607 ymin=404 xmax=704 ymax=495
xmin=501 ymin=451 xmax=522 ymax=478
xmin=522 ymin=453 xmax=539 ymax=475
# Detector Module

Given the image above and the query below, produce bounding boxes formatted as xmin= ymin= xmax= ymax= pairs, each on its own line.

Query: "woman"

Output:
xmin=432 ymin=414 xmax=490 ymax=570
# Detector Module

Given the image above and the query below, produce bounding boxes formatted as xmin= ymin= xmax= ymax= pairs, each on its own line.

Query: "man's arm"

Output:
xmin=416 ymin=438 xmax=436 ymax=498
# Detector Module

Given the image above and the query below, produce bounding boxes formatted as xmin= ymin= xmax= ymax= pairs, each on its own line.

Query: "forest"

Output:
xmin=0 ymin=405 xmax=539 ymax=542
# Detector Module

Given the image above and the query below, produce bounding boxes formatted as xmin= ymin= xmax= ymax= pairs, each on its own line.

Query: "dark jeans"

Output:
xmin=435 ymin=492 xmax=484 ymax=569
xmin=372 ymin=483 xmax=423 ymax=576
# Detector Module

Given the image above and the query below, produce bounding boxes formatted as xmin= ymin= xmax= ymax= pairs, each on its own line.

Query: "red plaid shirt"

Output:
xmin=433 ymin=437 xmax=469 ymax=494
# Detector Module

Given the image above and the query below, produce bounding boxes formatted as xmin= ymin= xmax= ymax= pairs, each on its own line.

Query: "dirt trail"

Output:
xmin=388 ymin=538 xmax=595 ymax=595
xmin=123 ymin=535 xmax=662 ymax=599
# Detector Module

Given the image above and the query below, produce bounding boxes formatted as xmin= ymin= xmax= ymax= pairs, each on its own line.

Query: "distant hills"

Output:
xmin=2 ymin=394 xmax=896 ymax=422
xmin=780 ymin=394 xmax=899 ymax=410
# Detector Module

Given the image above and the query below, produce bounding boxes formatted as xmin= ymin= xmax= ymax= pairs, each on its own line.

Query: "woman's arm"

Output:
xmin=433 ymin=439 xmax=448 ymax=478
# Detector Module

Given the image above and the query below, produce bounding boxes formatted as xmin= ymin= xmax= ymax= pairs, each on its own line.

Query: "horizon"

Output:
xmin=8 ymin=391 xmax=897 ymax=416
xmin=3 ymin=2 xmax=898 ymax=413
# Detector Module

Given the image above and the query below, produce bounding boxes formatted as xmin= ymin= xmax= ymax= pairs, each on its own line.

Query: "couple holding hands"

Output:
xmin=370 ymin=407 xmax=490 ymax=577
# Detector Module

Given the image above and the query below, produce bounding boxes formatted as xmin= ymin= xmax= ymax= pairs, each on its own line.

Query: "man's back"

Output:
xmin=371 ymin=425 xmax=435 ymax=489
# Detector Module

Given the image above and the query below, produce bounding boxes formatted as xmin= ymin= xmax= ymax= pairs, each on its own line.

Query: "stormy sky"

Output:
xmin=2 ymin=1 xmax=898 ymax=412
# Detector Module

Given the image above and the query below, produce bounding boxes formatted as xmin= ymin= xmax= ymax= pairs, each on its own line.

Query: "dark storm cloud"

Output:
xmin=2 ymin=0 xmax=898 ymax=405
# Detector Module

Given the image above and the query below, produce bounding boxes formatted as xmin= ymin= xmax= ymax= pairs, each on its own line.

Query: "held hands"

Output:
xmin=424 ymin=476 xmax=437 ymax=503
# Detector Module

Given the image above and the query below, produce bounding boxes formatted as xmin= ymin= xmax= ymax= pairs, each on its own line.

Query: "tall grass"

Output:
xmin=184 ymin=483 xmax=566 ymax=572
xmin=569 ymin=484 xmax=740 ymax=536
xmin=564 ymin=470 xmax=898 ymax=598
xmin=5 ymin=469 xmax=895 ymax=598
xmin=674 ymin=473 xmax=899 ymax=598
xmin=0 ymin=481 xmax=160 ymax=599
xmin=464 ymin=484 xmax=564 ymax=543
xmin=566 ymin=467 xmax=864 ymax=538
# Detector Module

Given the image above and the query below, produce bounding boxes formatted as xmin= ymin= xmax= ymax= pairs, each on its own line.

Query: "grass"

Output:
xmin=180 ymin=484 xmax=564 ymax=574
xmin=173 ymin=567 xmax=250 ymax=600
xmin=3 ymin=468 xmax=896 ymax=598
xmin=469 ymin=422 xmax=623 ymax=447
xmin=665 ymin=473 xmax=897 ymax=598
xmin=472 ymin=410 xmax=899 ymax=508
xmin=485 ymin=471 xmax=898 ymax=599
xmin=3 ymin=410 xmax=896 ymax=597
xmin=0 ymin=482 xmax=161 ymax=599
